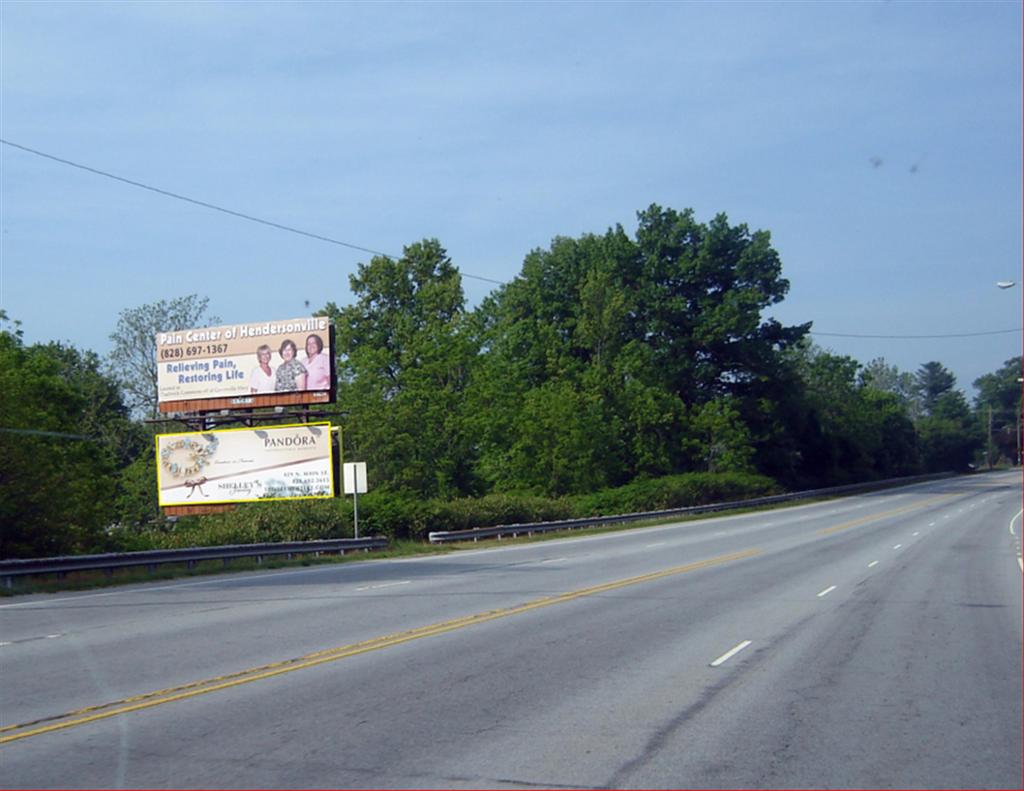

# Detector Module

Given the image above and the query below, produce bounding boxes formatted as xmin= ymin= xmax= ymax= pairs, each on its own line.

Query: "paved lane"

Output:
xmin=2 ymin=472 xmax=1020 ymax=788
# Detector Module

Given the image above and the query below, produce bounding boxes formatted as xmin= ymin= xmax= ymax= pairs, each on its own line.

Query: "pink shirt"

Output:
xmin=304 ymin=353 xmax=331 ymax=390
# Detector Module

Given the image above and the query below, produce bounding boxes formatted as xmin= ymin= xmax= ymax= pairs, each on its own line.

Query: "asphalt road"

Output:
xmin=2 ymin=471 xmax=1021 ymax=789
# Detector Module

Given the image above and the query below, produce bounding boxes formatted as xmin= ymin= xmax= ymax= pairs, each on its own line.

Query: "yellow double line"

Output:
xmin=1 ymin=548 xmax=761 ymax=745
xmin=815 ymin=494 xmax=954 ymax=536
xmin=3 ymin=492 xmax=960 ymax=745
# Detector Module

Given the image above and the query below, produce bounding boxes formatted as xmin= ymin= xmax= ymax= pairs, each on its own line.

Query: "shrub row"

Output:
xmin=122 ymin=471 xmax=779 ymax=550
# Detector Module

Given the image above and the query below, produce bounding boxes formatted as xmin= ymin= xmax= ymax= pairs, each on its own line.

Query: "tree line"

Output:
xmin=1 ymin=205 xmax=1019 ymax=558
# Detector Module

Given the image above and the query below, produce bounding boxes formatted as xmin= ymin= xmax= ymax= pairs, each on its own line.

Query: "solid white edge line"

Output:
xmin=710 ymin=640 xmax=752 ymax=667
xmin=816 ymin=585 xmax=837 ymax=598
xmin=1009 ymin=509 xmax=1022 ymax=537
xmin=1008 ymin=510 xmax=1023 ymax=574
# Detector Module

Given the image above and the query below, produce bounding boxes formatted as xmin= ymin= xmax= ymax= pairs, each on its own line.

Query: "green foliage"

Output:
xmin=687 ymin=398 xmax=756 ymax=473
xmin=469 ymin=208 xmax=809 ymax=495
xmin=431 ymin=493 xmax=576 ymax=533
xmin=860 ymin=357 xmax=921 ymax=420
xmin=973 ymin=356 xmax=1022 ymax=414
xmin=780 ymin=345 xmax=921 ymax=485
xmin=112 ymin=450 xmax=164 ymax=531
xmin=355 ymin=490 xmax=436 ymax=542
xmin=571 ymin=472 xmax=778 ymax=516
xmin=325 ymin=240 xmax=480 ymax=499
xmin=137 ymin=499 xmax=351 ymax=549
xmin=973 ymin=356 xmax=1022 ymax=465
xmin=17 ymin=208 xmax=1020 ymax=561
xmin=107 ymin=295 xmax=219 ymax=419
xmin=917 ymin=417 xmax=979 ymax=472
xmin=915 ymin=361 xmax=957 ymax=416
xmin=122 ymin=471 xmax=777 ymax=548
xmin=0 ymin=331 xmax=125 ymax=558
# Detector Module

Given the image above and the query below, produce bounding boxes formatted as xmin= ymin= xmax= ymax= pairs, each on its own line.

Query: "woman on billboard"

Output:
xmin=249 ymin=344 xmax=276 ymax=394
xmin=303 ymin=333 xmax=331 ymax=391
xmin=274 ymin=339 xmax=307 ymax=392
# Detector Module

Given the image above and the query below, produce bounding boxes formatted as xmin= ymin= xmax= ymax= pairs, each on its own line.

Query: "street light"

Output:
xmin=988 ymin=281 xmax=1021 ymax=466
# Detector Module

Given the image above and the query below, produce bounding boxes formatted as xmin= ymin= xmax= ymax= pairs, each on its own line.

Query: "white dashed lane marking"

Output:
xmin=710 ymin=640 xmax=752 ymax=667
xmin=354 ymin=581 xmax=411 ymax=592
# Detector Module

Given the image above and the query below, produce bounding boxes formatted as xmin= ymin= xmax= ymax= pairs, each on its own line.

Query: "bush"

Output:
xmin=356 ymin=491 xmax=436 ymax=542
xmin=121 ymin=471 xmax=780 ymax=551
xmin=571 ymin=472 xmax=778 ymax=516
xmin=428 ymin=494 xmax=575 ymax=533
xmin=135 ymin=499 xmax=350 ymax=549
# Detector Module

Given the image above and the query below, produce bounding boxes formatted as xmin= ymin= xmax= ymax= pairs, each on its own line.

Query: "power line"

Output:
xmin=811 ymin=329 xmax=1021 ymax=339
xmin=2 ymin=139 xmax=1019 ymax=339
xmin=0 ymin=138 xmax=507 ymax=286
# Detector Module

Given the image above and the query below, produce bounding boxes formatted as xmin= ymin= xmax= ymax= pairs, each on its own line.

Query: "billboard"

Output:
xmin=156 ymin=422 xmax=334 ymax=507
xmin=156 ymin=317 xmax=333 ymax=413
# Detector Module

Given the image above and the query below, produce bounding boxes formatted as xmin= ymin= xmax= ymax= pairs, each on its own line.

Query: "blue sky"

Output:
xmin=1 ymin=0 xmax=1020 ymax=397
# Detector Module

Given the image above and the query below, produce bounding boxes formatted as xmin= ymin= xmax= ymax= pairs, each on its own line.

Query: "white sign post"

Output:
xmin=342 ymin=462 xmax=368 ymax=539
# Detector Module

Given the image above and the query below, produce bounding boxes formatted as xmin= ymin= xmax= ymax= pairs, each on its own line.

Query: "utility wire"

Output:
xmin=0 ymin=138 xmax=507 ymax=286
xmin=2 ymin=140 xmax=1018 ymax=337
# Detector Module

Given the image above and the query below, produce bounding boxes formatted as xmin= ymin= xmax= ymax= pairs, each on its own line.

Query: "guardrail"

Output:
xmin=427 ymin=473 xmax=956 ymax=544
xmin=0 ymin=537 xmax=388 ymax=588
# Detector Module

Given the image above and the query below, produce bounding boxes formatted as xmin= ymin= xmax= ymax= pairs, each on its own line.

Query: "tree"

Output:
xmin=326 ymin=240 xmax=479 ymax=498
xmin=782 ymin=344 xmax=921 ymax=484
xmin=0 ymin=328 xmax=124 ymax=557
xmin=860 ymin=357 xmax=921 ymax=420
xmin=469 ymin=207 xmax=808 ymax=493
xmin=687 ymin=398 xmax=755 ymax=474
xmin=917 ymin=390 xmax=981 ymax=472
xmin=632 ymin=206 xmax=810 ymax=402
xmin=915 ymin=361 xmax=956 ymax=416
xmin=107 ymin=295 xmax=219 ymax=418
xmin=973 ymin=356 xmax=1022 ymax=465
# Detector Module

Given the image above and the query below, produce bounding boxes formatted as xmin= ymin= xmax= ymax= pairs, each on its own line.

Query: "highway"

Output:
xmin=1 ymin=471 xmax=1021 ymax=789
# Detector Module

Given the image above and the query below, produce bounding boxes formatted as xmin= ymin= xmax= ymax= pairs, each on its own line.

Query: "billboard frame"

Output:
xmin=155 ymin=421 xmax=336 ymax=508
xmin=156 ymin=320 xmax=335 ymax=415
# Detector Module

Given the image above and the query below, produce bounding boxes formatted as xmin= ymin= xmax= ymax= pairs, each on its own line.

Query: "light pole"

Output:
xmin=995 ymin=281 xmax=1020 ymax=466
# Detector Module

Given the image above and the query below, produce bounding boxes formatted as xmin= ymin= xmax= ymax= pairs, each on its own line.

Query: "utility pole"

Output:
xmin=987 ymin=404 xmax=993 ymax=469
xmin=1017 ymin=410 xmax=1021 ymax=466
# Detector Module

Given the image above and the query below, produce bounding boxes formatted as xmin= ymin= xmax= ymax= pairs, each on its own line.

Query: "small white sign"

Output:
xmin=343 ymin=462 xmax=368 ymax=494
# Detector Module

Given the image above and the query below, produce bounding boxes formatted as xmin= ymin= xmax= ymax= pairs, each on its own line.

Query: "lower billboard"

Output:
xmin=156 ymin=422 xmax=334 ymax=507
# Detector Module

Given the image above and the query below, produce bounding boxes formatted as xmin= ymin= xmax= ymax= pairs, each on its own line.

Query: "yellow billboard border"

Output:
xmin=155 ymin=422 xmax=336 ymax=507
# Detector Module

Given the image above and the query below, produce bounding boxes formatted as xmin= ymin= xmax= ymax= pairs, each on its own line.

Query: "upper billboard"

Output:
xmin=156 ymin=316 xmax=333 ymax=413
